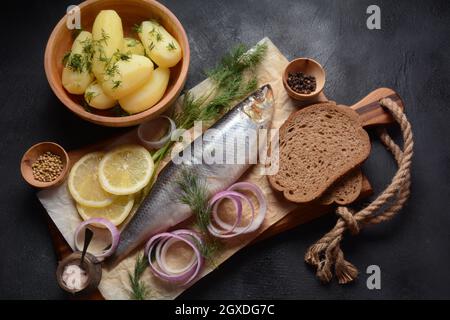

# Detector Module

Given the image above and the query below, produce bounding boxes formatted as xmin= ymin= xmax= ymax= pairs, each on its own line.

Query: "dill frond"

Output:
xmin=177 ymin=168 xmax=222 ymax=265
xmin=177 ymin=168 xmax=211 ymax=233
xmin=128 ymin=253 xmax=149 ymax=300
xmin=166 ymin=41 xmax=177 ymax=51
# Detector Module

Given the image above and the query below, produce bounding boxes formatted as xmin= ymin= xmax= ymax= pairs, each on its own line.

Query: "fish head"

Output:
xmin=242 ymin=84 xmax=274 ymax=128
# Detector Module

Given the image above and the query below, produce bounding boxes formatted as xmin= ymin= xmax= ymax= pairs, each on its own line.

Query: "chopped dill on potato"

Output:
xmin=85 ymin=91 xmax=97 ymax=103
xmin=112 ymin=80 xmax=122 ymax=89
xmin=166 ymin=41 xmax=176 ymax=51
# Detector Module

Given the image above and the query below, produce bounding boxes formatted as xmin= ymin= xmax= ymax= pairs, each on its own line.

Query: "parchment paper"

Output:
xmin=38 ymin=38 xmax=301 ymax=299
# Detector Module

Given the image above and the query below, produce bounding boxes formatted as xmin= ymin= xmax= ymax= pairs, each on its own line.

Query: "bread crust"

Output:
xmin=319 ymin=168 xmax=363 ymax=205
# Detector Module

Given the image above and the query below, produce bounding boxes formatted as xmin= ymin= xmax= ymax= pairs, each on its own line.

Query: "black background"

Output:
xmin=0 ymin=0 xmax=449 ymax=299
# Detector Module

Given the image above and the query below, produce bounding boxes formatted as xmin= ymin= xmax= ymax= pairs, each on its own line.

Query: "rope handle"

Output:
xmin=304 ymin=97 xmax=414 ymax=284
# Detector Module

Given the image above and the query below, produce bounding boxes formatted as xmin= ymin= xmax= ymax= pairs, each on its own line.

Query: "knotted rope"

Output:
xmin=304 ymin=98 xmax=414 ymax=284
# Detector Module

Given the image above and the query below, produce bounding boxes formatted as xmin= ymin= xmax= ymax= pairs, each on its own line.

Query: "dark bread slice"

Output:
xmin=319 ymin=168 xmax=363 ymax=205
xmin=268 ymin=103 xmax=371 ymax=203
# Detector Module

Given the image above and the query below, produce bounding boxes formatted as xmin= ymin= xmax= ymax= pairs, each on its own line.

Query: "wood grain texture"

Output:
xmin=44 ymin=0 xmax=190 ymax=127
xmin=349 ymin=88 xmax=404 ymax=127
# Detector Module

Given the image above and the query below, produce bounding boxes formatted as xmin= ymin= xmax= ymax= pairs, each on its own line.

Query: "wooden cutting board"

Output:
xmin=46 ymin=87 xmax=403 ymax=299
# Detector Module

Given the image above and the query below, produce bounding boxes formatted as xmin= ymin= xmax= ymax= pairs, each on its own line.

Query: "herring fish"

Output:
xmin=108 ymin=85 xmax=274 ymax=267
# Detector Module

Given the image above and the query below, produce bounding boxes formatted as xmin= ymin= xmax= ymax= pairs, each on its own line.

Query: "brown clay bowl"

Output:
xmin=21 ymin=142 xmax=69 ymax=188
xmin=44 ymin=0 xmax=190 ymax=127
xmin=282 ymin=58 xmax=326 ymax=101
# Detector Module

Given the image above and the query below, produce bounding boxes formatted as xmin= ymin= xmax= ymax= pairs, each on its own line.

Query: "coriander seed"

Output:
xmin=32 ymin=151 xmax=64 ymax=182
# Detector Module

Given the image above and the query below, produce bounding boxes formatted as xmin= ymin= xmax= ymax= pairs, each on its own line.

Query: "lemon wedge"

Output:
xmin=68 ymin=152 xmax=116 ymax=208
xmin=76 ymin=195 xmax=135 ymax=226
xmin=98 ymin=145 xmax=154 ymax=195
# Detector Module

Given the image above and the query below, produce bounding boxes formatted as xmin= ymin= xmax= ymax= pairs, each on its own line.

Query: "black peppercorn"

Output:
xmin=287 ymin=72 xmax=317 ymax=94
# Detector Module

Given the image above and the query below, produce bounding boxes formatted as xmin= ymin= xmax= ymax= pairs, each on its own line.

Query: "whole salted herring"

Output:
xmin=108 ymin=85 xmax=274 ymax=267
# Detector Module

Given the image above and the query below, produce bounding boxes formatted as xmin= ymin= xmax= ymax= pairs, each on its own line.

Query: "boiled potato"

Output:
xmin=101 ymin=54 xmax=154 ymax=100
xmin=119 ymin=67 xmax=170 ymax=114
xmin=92 ymin=10 xmax=124 ymax=80
xmin=62 ymin=31 xmax=94 ymax=94
xmin=123 ymin=37 xmax=145 ymax=56
xmin=84 ymin=81 xmax=117 ymax=110
xmin=138 ymin=21 xmax=182 ymax=68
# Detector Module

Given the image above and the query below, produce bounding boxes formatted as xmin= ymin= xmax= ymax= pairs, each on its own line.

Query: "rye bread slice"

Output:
xmin=268 ymin=103 xmax=371 ymax=203
xmin=319 ymin=168 xmax=363 ymax=205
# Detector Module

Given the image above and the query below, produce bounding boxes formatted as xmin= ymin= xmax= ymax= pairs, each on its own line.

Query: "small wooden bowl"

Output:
xmin=282 ymin=58 xmax=326 ymax=101
xmin=44 ymin=0 xmax=190 ymax=127
xmin=21 ymin=142 xmax=69 ymax=188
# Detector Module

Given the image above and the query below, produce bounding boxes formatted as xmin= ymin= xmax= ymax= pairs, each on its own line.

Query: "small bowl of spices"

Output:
xmin=283 ymin=58 xmax=326 ymax=101
xmin=56 ymin=251 xmax=102 ymax=295
xmin=20 ymin=142 xmax=69 ymax=188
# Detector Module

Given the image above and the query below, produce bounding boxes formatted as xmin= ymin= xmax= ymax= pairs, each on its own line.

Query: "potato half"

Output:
xmin=119 ymin=67 xmax=170 ymax=114
xmin=91 ymin=10 xmax=124 ymax=80
xmin=101 ymin=54 xmax=154 ymax=100
xmin=84 ymin=81 xmax=117 ymax=110
xmin=62 ymin=31 xmax=94 ymax=94
xmin=138 ymin=21 xmax=182 ymax=68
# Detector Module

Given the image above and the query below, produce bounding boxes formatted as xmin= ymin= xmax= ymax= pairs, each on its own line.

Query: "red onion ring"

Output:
xmin=74 ymin=218 xmax=120 ymax=261
xmin=138 ymin=115 xmax=176 ymax=149
xmin=207 ymin=191 xmax=254 ymax=238
xmin=145 ymin=229 xmax=204 ymax=285
xmin=227 ymin=182 xmax=267 ymax=233
xmin=207 ymin=182 xmax=267 ymax=238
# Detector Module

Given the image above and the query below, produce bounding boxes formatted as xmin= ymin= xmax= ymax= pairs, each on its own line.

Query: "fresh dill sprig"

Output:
xmin=156 ymin=31 xmax=163 ymax=42
xmin=115 ymin=51 xmax=131 ymax=61
xmin=85 ymin=91 xmax=97 ymax=103
xmin=105 ymin=62 xmax=119 ymax=77
xmin=166 ymin=41 xmax=177 ymax=51
xmin=100 ymin=29 xmax=110 ymax=45
xmin=178 ymin=168 xmax=211 ymax=233
xmin=177 ymin=168 xmax=222 ymax=264
xmin=128 ymin=253 xmax=149 ymax=300
xmin=207 ymin=43 xmax=267 ymax=89
xmin=66 ymin=53 xmax=84 ymax=73
xmin=132 ymin=23 xmax=142 ymax=34
xmin=149 ymin=26 xmax=163 ymax=42
xmin=174 ymin=91 xmax=208 ymax=129
xmin=62 ymin=51 xmax=71 ymax=66
xmin=112 ymin=80 xmax=122 ymax=89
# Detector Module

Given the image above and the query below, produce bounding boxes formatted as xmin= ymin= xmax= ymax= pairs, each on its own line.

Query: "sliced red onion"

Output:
xmin=145 ymin=229 xmax=204 ymax=285
xmin=227 ymin=182 xmax=267 ymax=233
xmin=207 ymin=182 xmax=267 ymax=238
xmin=207 ymin=191 xmax=254 ymax=238
xmin=137 ymin=115 xmax=176 ymax=149
xmin=74 ymin=218 xmax=120 ymax=261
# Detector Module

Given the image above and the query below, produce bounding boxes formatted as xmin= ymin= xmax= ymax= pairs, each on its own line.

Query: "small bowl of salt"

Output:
xmin=56 ymin=251 xmax=102 ymax=295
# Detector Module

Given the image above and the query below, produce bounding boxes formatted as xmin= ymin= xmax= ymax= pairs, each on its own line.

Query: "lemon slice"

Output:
xmin=68 ymin=152 xmax=116 ymax=208
xmin=76 ymin=195 xmax=135 ymax=226
xmin=98 ymin=145 xmax=154 ymax=195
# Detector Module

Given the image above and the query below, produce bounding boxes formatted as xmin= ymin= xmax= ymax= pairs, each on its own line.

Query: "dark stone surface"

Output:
xmin=0 ymin=0 xmax=449 ymax=299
